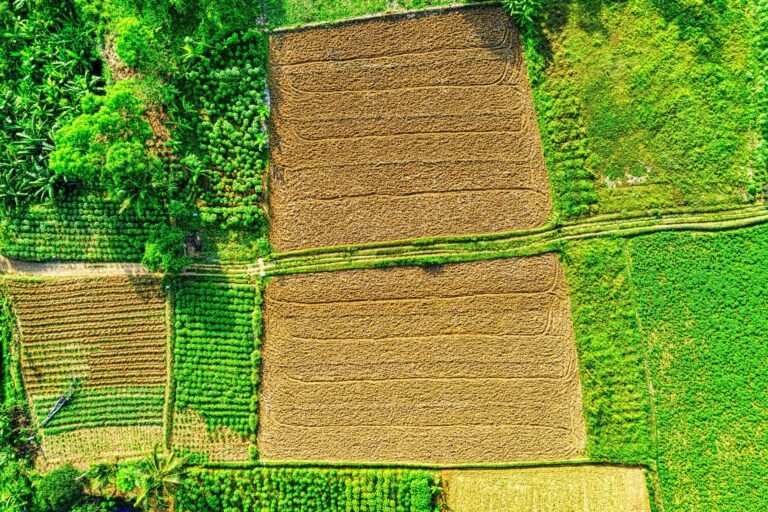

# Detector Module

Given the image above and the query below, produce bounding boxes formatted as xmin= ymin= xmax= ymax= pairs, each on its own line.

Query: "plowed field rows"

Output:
xmin=443 ymin=466 xmax=651 ymax=511
xmin=3 ymin=276 xmax=167 ymax=465
xmin=259 ymin=255 xmax=586 ymax=463
xmin=268 ymin=5 xmax=551 ymax=251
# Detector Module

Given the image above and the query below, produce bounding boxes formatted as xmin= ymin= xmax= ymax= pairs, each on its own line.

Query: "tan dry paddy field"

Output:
xmin=443 ymin=466 xmax=651 ymax=512
xmin=259 ymin=254 xmax=587 ymax=463
xmin=268 ymin=5 xmax=551 ymax=251
xmin=3 ymin=276 xmax=167 ymax=467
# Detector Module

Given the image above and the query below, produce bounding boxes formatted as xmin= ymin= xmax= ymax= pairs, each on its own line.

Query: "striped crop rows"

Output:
xmin=4 ymin=276 xmax=167 ymax=438
xmin=0 ymin=193 xmax=155 ymax=262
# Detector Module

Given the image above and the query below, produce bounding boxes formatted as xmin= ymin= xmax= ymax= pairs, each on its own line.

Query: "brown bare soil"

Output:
xmin=259 ymin=255 xmax=586 ymax=464
xmin=268 ymin=5 xmax=551 ymax=251
xmin=443 ymin=466 xmax=651 ymax=511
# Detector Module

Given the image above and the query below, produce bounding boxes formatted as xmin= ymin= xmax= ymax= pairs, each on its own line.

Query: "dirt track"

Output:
xmin=268 ymin=5 xmax=551 ymax=251
xmin=443 ymin=466 xmax=651 ymax=511
xmin=259 ymin=255 xmax=586 ymax=463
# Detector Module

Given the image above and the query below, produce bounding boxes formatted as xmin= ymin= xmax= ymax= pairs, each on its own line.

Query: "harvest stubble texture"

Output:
xmin=444 ymin=466 xmax=651 ymax=511
xmin=268 ymin=5 xmax=551 ymax=251
xmin=259 ymin=255 xmax=586 ymax=463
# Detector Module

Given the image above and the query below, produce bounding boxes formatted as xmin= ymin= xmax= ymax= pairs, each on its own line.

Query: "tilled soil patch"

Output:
xmin=269 ymin=5 xmax=551 ymax=251
xmin=259 ymin=255 xmax=586 ymax=464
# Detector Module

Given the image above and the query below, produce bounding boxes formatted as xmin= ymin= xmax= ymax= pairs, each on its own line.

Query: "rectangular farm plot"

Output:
xmin=259 ymin=255 xmax=587 ymax=464
xmin=4 ymin=276 xmax=167 ymax=468
xmin=171 ymin=281 xmax=259 ymax=462
xmin=444 ymin=466 xmax=651 ymax=512
xmin=268 ymin=5 xmax=552 ymax=251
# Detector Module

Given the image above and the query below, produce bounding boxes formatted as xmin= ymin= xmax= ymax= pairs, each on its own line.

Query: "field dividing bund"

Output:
xmin=268 ymin=4 xmax=551 ymax=251
xmin=259 ymin=255 xmax=586 ymax=464
xmin=3 ymin=275 xmax=167 ymax=468
xmin=443 ymin=466 xmax=651 ymax=511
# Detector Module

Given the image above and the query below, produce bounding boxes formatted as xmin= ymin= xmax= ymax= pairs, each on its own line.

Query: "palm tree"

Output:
xmin=133 ymin=445 xmax=190 ymax=512
xmin=82 ymin=460 xmax=118 ymax=497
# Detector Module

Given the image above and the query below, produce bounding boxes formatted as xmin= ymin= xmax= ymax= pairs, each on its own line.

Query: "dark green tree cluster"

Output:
xmin=0 ymin=0 xmax=101 ymax=208
xmin=49 ymin=81 xmax=165 ymax=216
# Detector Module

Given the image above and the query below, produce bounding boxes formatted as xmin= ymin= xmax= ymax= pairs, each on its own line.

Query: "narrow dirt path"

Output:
xmin=0 ymin=257 xmax=151 ymax=278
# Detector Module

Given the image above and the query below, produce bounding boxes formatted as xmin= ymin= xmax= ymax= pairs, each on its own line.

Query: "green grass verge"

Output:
xmin=528 ymin=0 xmax=758 ymax=216
xmin=562 ymin=238 xmax=654 ymax=464
xmin=265 ymin=0 xmax=473 ymax=28
xmin=629 ymin=224 xmax=768 ymax=511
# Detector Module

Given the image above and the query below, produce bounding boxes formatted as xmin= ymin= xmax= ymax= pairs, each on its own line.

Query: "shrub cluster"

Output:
xmin=48 ymin=81 xmax=166 ymax=217
xmin=174 ymin=468 xmax=437 ymax=512
xmin=170 ymin=30 xmax=270 ymax=230
xmin=174 ymin=282 xmax=260 ymax=438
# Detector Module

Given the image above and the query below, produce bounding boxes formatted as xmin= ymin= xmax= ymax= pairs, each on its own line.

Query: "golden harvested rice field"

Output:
xmin=268 ymin=5 xmax=551 ymax=251
xmin=259 ymin=254 xmax=586 ymax=463
xmin=443 ymin=466 xmax=651 ymax=511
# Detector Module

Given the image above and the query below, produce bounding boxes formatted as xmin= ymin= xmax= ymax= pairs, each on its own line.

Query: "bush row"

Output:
xmin=174 ymin=468 xmax=438 ymax=512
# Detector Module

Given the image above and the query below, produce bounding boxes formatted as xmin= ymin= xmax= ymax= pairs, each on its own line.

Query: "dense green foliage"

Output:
xmin=562 ymin=239 xmax=653 ymax=464
xmin=36 ymin=387 xmax=164 ymax=436
xmin=35 ymin=465 xmax=85 ymax=512
xmin=526 ymin=0 xmax=758 ymax=216
xmin=0 ymin=296 xmax=23 ymax=406
xmin=175 ymin=468 xmax=437 ymax=512
xmin=754 ymin=0 xmax=768 ymax=199
xmin=630 ymin=225 xmax=768 ymax=511
xmin=112 ymin=17 xmax=157 ymax=71
xmin=523 ymin=25 xmax=598 ymax=217
xmin=49 ymin=81 xmax=166 ymax=215
xmin=174 ymin=281 xmax=260 ymax=437
xmin=0 ymin=194 xmax=154 ymax=262
xmin=0 ymin=0 xmax=101 ymax=208
xmin=170 ymin=30 xmax=269 ymax=230
xmin=265 ymin=0 xmax=468 ymax=27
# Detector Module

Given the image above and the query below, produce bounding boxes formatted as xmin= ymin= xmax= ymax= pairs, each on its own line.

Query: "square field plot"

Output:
xmin=268 ymin=5 xmax=551 ymax=251
xmin=259 ymin=255 xmax=586 ymax=464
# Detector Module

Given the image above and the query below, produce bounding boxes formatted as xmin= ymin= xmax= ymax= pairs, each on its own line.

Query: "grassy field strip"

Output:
xmin=269 ymin=204 xmax=767 ymax=260
xmin=259 ymin=208 xmax=768 ymax=276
